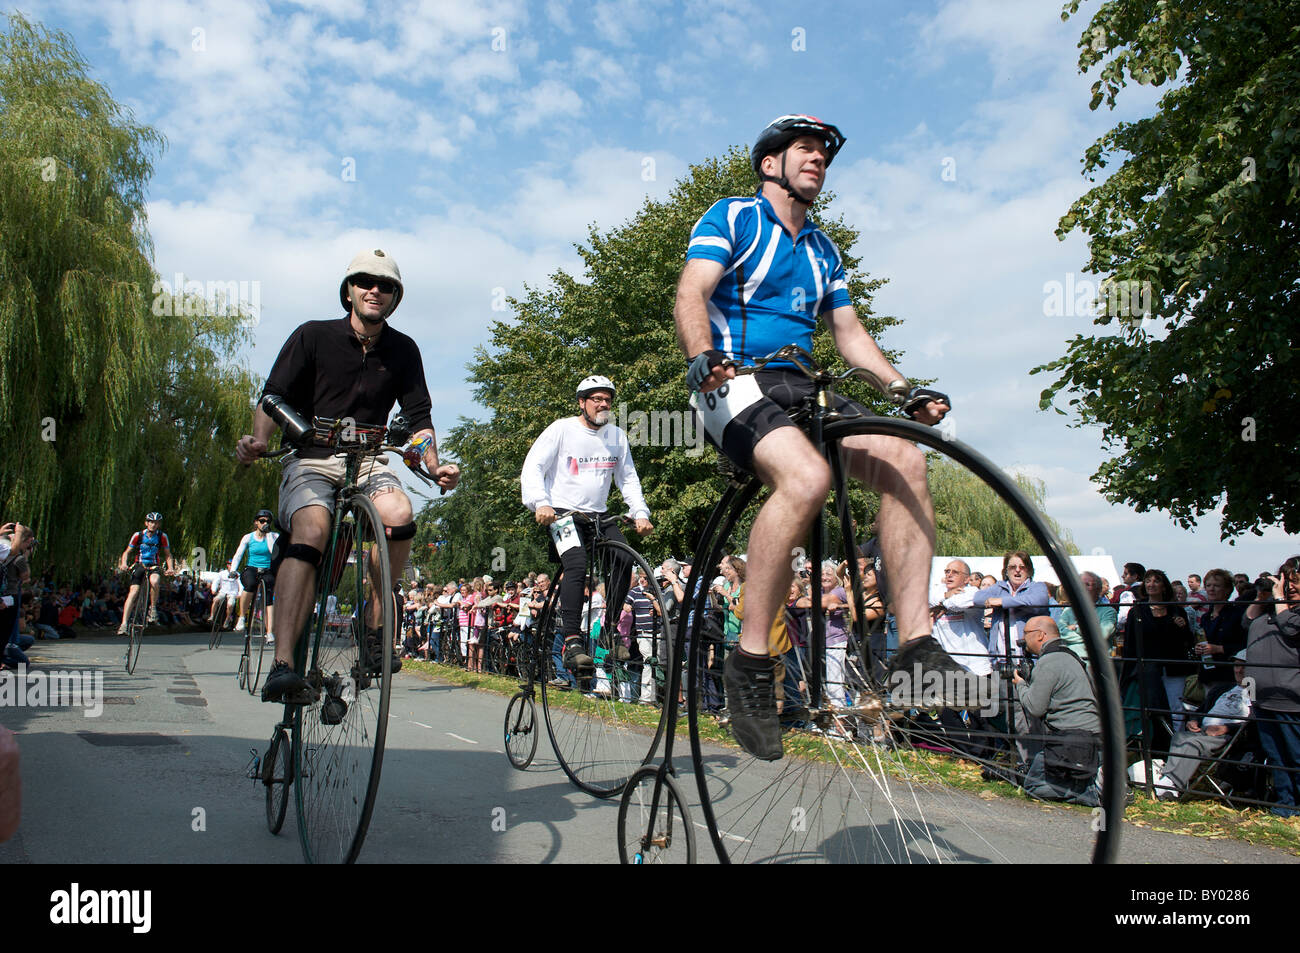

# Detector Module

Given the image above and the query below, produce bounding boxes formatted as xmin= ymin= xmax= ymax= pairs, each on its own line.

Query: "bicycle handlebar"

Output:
xmin=727 ymin=345 xmax=909 ymax=407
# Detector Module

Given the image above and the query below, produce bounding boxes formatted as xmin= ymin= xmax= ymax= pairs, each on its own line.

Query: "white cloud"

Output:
xmin=507 ymin=79 xmax=582 ymax=133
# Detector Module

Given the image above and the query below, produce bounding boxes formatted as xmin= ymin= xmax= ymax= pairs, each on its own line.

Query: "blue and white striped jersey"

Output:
xmin=685 ymin=193 xmax=852 ymax=366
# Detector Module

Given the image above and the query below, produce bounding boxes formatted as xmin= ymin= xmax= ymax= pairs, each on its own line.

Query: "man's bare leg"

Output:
xmin=724 ymin=426 xmax=830 ymax=761
xmin=271 ymin=505 xmax=330 ymax=668
xmin=736 ymin=427 xmax=831 ymax=655
xmin=842 ymin=434 xmax=934 ymax=643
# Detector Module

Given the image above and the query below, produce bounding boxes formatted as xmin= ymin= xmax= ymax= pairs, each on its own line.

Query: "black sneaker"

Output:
xmin=723 ymin=650 xmax=782 ymax=761
xmin=364 ymin=629 xmax=402 ymax=676
xmin=885 ymin=635 xmax=988 ymax=709
xmin=562 ymin=636 xmax=594 ymax=676
xmin=261 ymin=661 xmax=312 ymax=704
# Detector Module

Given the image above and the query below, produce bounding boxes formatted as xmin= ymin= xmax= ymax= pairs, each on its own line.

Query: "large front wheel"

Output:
xmin=124 ymin=588 xmax=147 ymax=675
xmin=540 ymin=539 xmax=672 ymax=798
xmin=294 ymin=493 xmax=394 ymax=864
xmin=247 ymin=582 xmax=270 ymax=695
xmin=686 ymin=416 xmax=1124 ymax=864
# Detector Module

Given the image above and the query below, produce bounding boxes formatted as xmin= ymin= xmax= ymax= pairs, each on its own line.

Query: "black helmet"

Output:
xmin=751 ymin=115 xmax=845 ymax=204
xmin=255 ymin=508 xmax=273 ymax=522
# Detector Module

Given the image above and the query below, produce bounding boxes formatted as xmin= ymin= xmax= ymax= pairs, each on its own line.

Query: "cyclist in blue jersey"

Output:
xmin=675 ymin=114 xmax=961 ymax=761
xmin=117 ymin=511 xmax=176 ymax=633
xmin=229 ymin=508 xmax=279 ymax=637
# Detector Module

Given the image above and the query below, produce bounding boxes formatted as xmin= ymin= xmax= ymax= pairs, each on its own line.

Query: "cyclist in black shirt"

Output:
xmin=236 ymin=248 xmax=460 ymax=702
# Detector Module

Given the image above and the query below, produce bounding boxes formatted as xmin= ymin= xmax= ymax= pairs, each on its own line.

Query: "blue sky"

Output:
xmin=15 ymin=0 xmax=1297 ymax=580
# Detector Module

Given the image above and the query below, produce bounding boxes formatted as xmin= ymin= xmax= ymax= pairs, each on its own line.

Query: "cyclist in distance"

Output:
xmin=521 ymin=375 xmax=653 ymax=686
xmin=674 ymin=114 xmax=957 ymax=761
xmin=235 ymin=248 xmax=461 ymax=703
xmin=209 ymin=562 xmax=241 ymax=628
xmin=229 ymin=508 xmax=279 ymax=636
xmin=117 ymin=512 xmax=175 ymax=633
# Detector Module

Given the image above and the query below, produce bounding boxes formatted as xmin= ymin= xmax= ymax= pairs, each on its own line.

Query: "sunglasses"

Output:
xmin=351 ymin=274 xmax=397 ymax=294
xmin=256 ymin=518 xmax=269 ymax=523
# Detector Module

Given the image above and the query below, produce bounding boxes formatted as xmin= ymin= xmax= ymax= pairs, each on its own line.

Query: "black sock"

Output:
xmin=733 ymin=647 xmax=773 ymax=671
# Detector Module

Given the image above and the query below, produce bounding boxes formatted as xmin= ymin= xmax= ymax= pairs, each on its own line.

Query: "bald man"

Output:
xmin=1013 ymin=617 xmax=1102 ymax=806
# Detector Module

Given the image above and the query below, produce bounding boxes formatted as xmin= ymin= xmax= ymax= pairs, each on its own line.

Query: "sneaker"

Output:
xmin=723 ymin=649 xmax=782 ymax=761
xmin=364 ymin=629 xmax=402 ymax=676
xmin=885 ymin=634 xmax=984 ymax=708
xmin=264 ymin=633 xmax=276 ymax=645
xmin=146 ymin=608 xmax=158 ymax=624
xmin=261 ymin=660 xmax=312 ymax=704
xmin=562 ymin=636 xmax=594 ymax=675
xmin=117 ymin=624 xmax=128 ymax=636
xmin=3 ymin=643 xmax=29 ymax=666
xmin=547 ymin=677 xmax=571 ymax=691
xmin=234 ymin=616 xmax=245 ymax=632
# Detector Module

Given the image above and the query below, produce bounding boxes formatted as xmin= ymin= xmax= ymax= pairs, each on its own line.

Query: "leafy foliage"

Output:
xmin=0 ymin=13 xmax=275 ymax=574
xmin=1037 ymin=1 xmax=1300 ymax=537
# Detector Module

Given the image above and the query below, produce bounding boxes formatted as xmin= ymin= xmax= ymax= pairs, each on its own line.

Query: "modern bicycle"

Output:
xmin=620 ymin=345 xmax=1124 ymax=864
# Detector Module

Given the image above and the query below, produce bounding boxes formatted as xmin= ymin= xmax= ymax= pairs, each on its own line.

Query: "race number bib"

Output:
xmin=689 ymin=375 xmax=764 ymax=444
xmin=549 ymin=514 xmax=580 ymax=556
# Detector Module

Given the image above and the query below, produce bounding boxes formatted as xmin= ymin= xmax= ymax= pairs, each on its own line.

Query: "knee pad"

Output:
xmin=385 ymin=521 xmax=417 ymax=541
xmin=283 ymin=543 xmax=323 ymax=569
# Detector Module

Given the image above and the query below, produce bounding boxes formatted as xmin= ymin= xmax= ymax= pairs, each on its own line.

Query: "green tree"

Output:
xmin=1036 ymin=1 xmax=1299 ymax=537
xmin=423 ymin=147 xmax=902 ymax=575
xmin=0 ymin=14 xmax=275 ymax=574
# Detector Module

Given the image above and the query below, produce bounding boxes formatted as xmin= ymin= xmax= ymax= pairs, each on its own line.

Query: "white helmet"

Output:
xmin=576 ymin=375 xmax=615 ymax=399
xmin=339 ymin=248 xmax=404 ymax=314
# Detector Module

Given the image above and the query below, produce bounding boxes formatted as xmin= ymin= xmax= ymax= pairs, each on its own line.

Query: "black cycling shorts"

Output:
xmin=240 ymin=566 xmax=276 ymax=602
xmin=131 ymin=564 xmax=161 ymax=585
xmin=704 ymin=369 xmax=874 ymax=473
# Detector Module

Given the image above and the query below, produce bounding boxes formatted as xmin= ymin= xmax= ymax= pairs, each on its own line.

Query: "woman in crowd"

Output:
xmin=1125 ymin=569 xmax=1196 ymax=740
xmin=820 ymin=561 xmax=850 ymax=708
xmin=1198 ymin=568 xmax=1248 ymax=691
xmin=973 ymin=551 xmax=1050 ymax=664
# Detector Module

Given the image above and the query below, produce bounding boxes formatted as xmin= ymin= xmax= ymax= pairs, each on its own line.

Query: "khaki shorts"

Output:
xmin=278 ymin=454 xmax=405 ymax=527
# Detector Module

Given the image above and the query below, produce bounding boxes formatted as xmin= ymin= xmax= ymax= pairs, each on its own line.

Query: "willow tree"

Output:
xmin=421 ymin=147 xmax=901 ymax=575
xmin=0 ymin=14 xmax=273 ymax=574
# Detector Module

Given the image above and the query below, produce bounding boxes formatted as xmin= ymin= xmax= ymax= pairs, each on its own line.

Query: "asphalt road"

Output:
xmin=0 ymin=631 xmax=1293 ymax=864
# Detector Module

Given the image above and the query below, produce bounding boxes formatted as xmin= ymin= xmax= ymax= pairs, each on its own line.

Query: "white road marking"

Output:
xmin=695 ymin=821 xmax=750 ymax=844
xmin=446 ymin=732 xmax=479 ymax=745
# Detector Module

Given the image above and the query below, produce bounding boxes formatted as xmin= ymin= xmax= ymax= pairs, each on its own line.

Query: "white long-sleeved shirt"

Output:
xmin=929 ymin=584 xmax=992 ymax=676
xmin=520 ymin=416 xmax=650 ymax=519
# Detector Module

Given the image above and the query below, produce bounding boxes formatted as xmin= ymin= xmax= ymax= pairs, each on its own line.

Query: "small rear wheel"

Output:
xmin=264 ymin=727 xmax=292 ymax=834
xmin=504 ymin=691 xmax=538 ymax=770
xmin=617 ymin=767 xmax=696 ymax=864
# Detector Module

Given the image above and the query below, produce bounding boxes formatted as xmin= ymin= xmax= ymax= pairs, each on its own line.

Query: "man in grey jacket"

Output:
xmin=1013 ymin=616 xmax=1102 ymax=806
